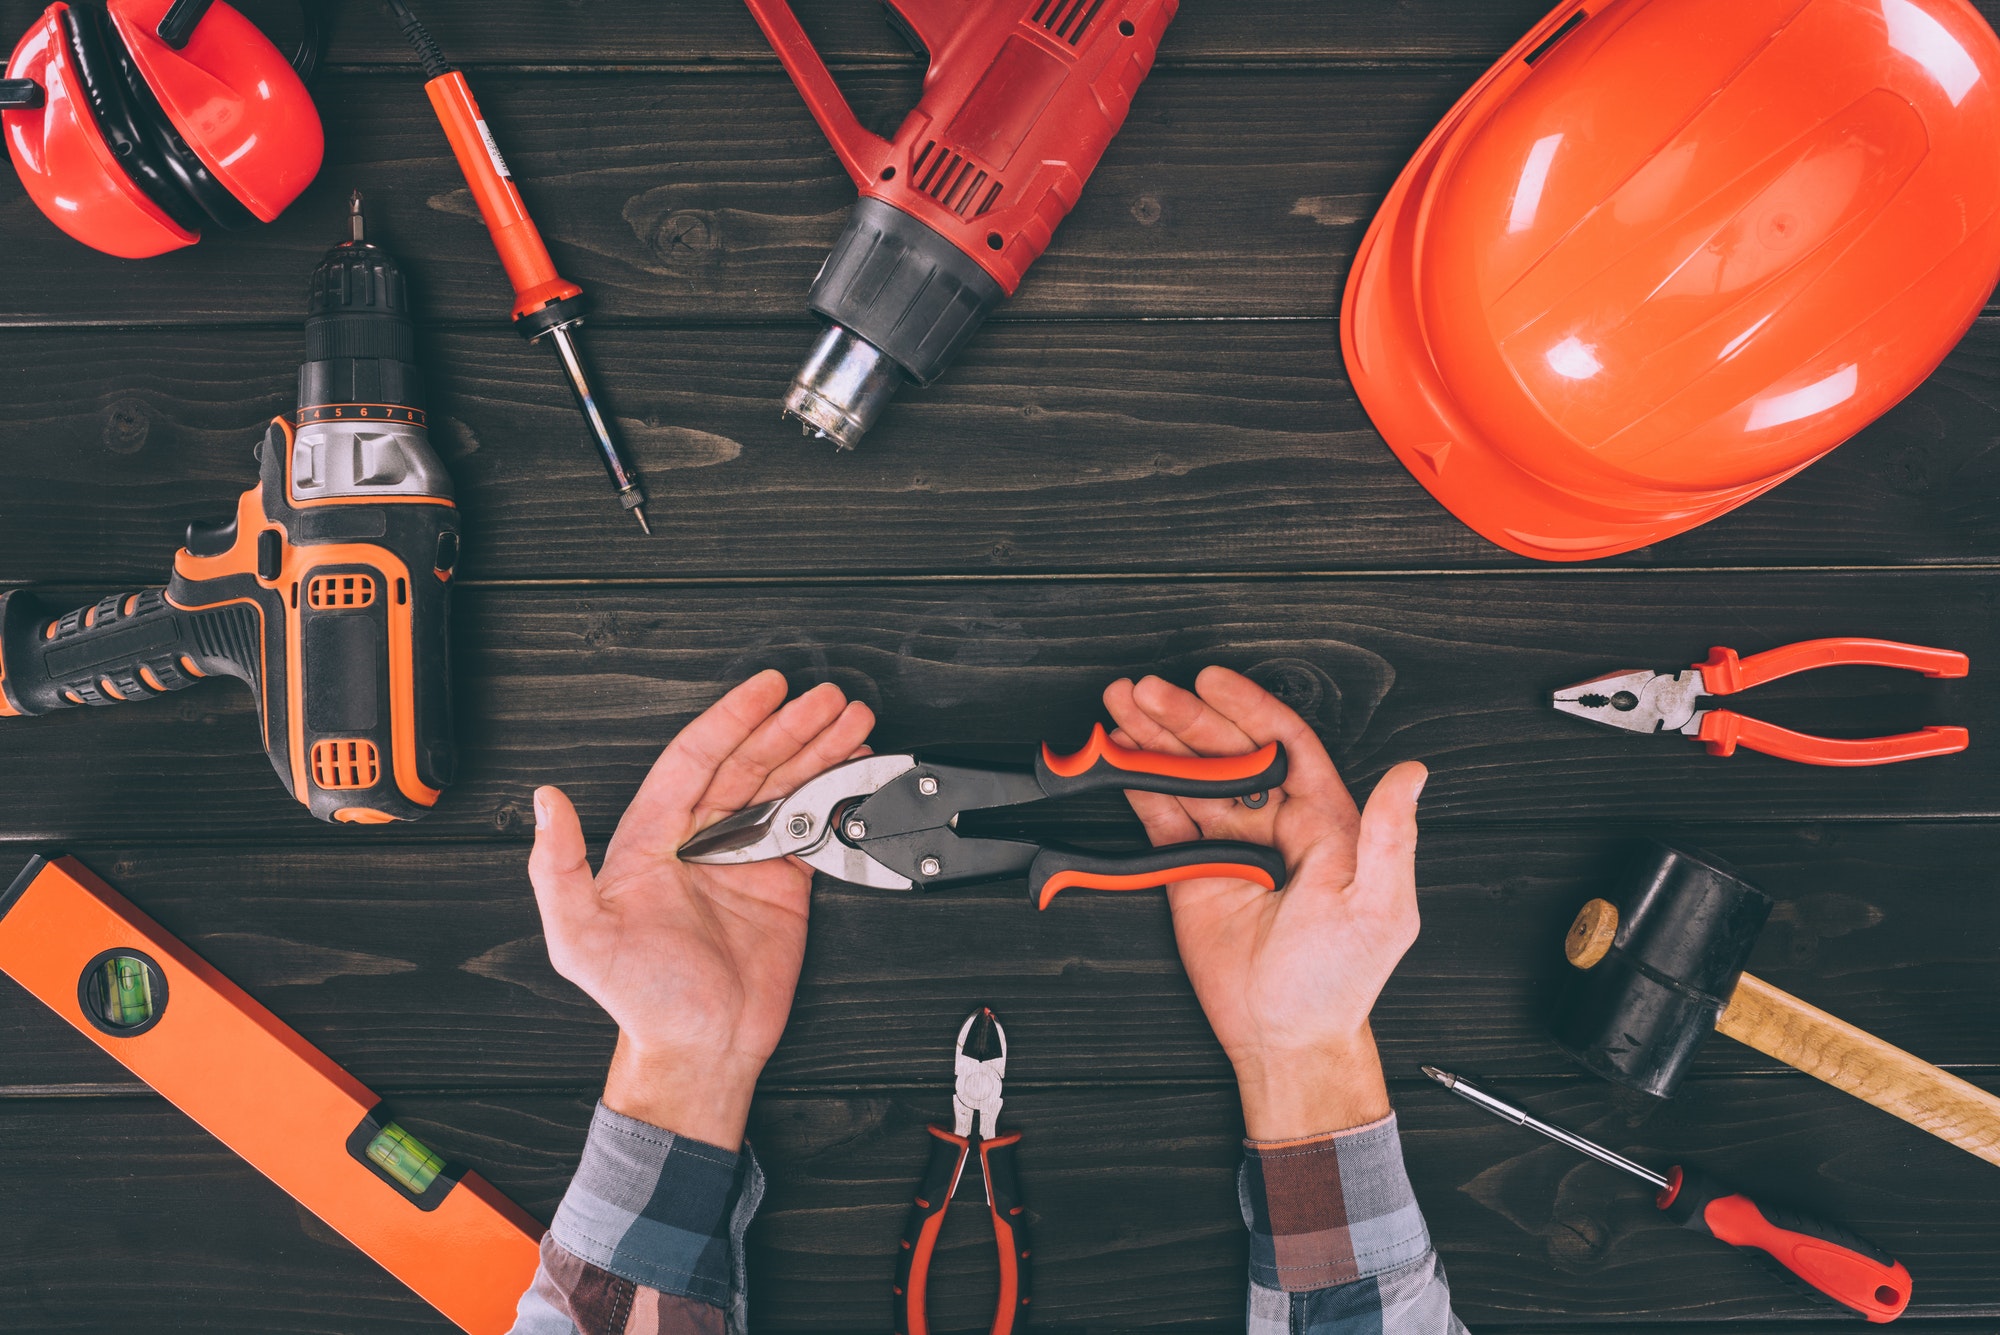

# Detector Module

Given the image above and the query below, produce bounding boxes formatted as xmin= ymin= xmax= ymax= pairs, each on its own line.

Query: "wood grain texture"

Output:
xmin=4 ymin=825 xmax=1997 ymax=1094
xmin=2 ymin=1080 xmax=1997 ymax=1332
xmin=1716 ymin=974 xmax=2000 ymax=1168
xmin=0 ymin=66 xmax=1464 ymax=325
xmin=0 ymin=575 xmax=1988 ymax=843
xmin=2 ymin=318 xmax=1996 ymax=583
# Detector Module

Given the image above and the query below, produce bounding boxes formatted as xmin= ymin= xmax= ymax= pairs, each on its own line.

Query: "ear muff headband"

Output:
xmin=58 ymin=1 xmax=203 ymax=231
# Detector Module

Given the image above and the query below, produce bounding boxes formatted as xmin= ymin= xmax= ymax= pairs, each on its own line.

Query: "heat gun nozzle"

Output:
xmin=783 ymin=324 xmax=905 ymax=451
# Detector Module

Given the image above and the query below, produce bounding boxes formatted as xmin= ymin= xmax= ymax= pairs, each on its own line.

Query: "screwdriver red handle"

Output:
xmin=1658 ymin=1167 xmax=1912 ymax=1322
xmin=1037 ymin=724 xmax=1287 ymax=799
xmin=1697 ymin=640 xmax=1969 ymax=694
xmin=422 ymin=72 xmax=580 ymax=320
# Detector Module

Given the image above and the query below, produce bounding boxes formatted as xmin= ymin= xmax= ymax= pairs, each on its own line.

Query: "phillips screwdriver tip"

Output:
xmin=1421 ymin=1065 xmax=1455 ymax=1087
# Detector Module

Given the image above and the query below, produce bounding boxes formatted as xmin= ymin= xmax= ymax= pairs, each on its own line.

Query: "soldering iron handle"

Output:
xmin=0 ymin=588 xmax=246 ymax=717
xmin=1658 ymin=1167 xmax=1913 ymax=1323
xmin=1037 ymin=723 xmax=1288 ymax=799
xmin=420 ymin=71 xmax=580 ymax=320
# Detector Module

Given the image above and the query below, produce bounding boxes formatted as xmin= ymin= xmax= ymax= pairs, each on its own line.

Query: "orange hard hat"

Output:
xmin=1342 ymin=0 xmax=2000 ymax=561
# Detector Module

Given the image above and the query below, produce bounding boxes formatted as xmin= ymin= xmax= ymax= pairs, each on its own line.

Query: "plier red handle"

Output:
xmin=1554 ymin=638 xmax=1969 ymax=767
xmin=893 ymin=1009 xmax=1029 ymax=1335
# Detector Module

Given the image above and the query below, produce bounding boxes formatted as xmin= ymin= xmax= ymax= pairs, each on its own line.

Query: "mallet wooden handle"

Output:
xmin=1719 ymin=973 xmax=2000 ymax=1168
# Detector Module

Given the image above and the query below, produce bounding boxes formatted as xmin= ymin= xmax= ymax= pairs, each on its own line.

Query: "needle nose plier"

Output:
xmin=1553 ymin=638 xmax=1969 ymax=766
xmin=894 ymin=1008 xmax=1028 ymax=1335
xmin=677 ymin=723 xmax=1289 ymax=908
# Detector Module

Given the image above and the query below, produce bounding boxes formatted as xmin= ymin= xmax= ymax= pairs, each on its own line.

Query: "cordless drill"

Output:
xmin=0 ymin=194 xmax=460 ymax=824
xmin=744 ymin=0 xmax=1178 ymax=448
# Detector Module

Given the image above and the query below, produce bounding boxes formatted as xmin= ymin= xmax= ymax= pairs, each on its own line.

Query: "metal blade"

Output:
xmin=1424 ymin=1066 xmax=1670 ymax=1190
xmin=1552 ymin=667 xmax=1703 ymax=735
xmin=677 ymin=799 xmax=787 ymax=863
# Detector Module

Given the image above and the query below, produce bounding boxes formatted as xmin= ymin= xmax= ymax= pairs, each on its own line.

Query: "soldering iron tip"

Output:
xmin=632 ymin=505 xmax=652 ymax=536
xmin=1421 ymin=1065 xmax=1455 ymax=1088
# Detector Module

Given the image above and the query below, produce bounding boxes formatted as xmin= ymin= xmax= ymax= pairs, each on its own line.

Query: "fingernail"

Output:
xmin=1412 ymin=771 xmax=1429 ymax=801
xmin=533 ymin=791 xmax=550 ymax=830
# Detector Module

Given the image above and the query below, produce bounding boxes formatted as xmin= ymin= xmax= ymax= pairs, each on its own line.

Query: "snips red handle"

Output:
xmin=1028 ymin=841 xmax=1287 ymax=910
xmin=1658 ymin=1167 xmax=1911 ymax=1323
xmin=1036 ymin=724 xmax=1288 ymax=799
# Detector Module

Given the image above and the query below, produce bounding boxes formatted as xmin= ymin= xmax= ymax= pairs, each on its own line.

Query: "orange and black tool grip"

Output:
xmin=978 ymin=1132 xmax=1031 ymax=1334
xmin=892 ymin=1126 xmax=972 ymax=1335
xmin=1028 ymin=840 xmax=1287 ymax=910
xmin=1037 ymin=723 xmax=1287 ymax=800
xmin=0 ymin=587 xmax=250 ymax=716
xmin=1658 ymin=1166 xmax=1912 ymax=1323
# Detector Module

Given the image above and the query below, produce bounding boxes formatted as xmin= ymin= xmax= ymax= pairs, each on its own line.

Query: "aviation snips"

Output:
xmin=677 ymin=724 xmax=1289 ymax=909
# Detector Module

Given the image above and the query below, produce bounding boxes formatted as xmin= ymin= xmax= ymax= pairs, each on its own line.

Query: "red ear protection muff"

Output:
xmin=0 ymin=0 xmax=323 ymax=258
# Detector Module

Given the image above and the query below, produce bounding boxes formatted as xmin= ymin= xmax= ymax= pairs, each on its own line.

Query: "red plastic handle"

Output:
xmin=1698 ymin=713 xmax=1969 ymax=766
xmin=740 ymin=0 xmax=893 ymax=187
xmin=1038 ymin=724 xmax=1286 ymax=795
xmin=1698 ymin=640 xmax=1968 ymax=694
xmin=424 ymin=72 xmax=581 ymax=320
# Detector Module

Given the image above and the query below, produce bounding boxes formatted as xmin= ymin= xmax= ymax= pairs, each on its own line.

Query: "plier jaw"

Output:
xmin=952 ymin=1007 xmax=1008 ymax=1140
xmin=1552 ymin=639 xmax=1970 ymax=766
xmin=1552 ymin=667 xmax=1705 ymax=736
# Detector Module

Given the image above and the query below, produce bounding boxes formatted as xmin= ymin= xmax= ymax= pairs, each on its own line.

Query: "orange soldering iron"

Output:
xmin=387 ymin=0 xmax=651 ymax=534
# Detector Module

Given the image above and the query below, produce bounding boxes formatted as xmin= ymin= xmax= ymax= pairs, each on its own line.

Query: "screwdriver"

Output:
xmin=387 ymin=0 xmax=651 ymax=534
xmin=1422 ymin=1066 xmax=1913 ymax=1323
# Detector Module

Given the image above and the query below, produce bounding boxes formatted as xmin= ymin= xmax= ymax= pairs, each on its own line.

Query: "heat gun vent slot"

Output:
xmin=912 ymin=141 xmax=1004 ymax=217
xmin=307 ymin=574 xmax=377 ymax=610
xmin=312 ymin=739 xmax=380 ymax=791
xmin=1033 ymin=0 xmax=1105 ymax=43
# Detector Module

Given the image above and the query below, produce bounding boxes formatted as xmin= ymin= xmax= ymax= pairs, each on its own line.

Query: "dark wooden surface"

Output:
xmin=2 ymin=1 xmax=1997 ymax=1330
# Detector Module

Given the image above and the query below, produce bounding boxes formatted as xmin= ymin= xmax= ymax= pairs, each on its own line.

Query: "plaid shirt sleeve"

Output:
xmin=1240 ymin=1113 xmax=1468 ymax=1334
xmin=509 ymin=1103 xmax=765 ymax=1335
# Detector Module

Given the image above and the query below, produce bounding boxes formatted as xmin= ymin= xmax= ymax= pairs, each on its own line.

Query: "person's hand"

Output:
xmin=528 ymin=669 xmax=875 ymax=1148
xmin=1101 ymin=666 xmax=1427 ymax=1140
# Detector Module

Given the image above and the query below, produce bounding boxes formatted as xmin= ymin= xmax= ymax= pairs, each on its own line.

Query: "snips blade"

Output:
xmin=676 ymin=754 xmax=921 ymax=890
xmin=1552 ymin=667 xmax=1703 ymax=735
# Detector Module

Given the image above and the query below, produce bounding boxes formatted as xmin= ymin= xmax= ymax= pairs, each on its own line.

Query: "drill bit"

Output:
xmin=348 ymin=189 xmax=365 ymax=242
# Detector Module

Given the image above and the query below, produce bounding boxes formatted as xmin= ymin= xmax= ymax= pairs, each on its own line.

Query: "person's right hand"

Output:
xmin=1102 ymin=667 xmax=1428 ymax=1140
xmin=528 ymin=669 xmax=874 ymax=1148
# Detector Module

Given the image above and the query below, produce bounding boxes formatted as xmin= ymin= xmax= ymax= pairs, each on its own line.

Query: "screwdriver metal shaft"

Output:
xmin=1421 ymin=1065 xmax=1670 ymax=1189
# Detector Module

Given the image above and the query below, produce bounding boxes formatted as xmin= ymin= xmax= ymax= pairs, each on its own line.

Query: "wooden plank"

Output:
xmin=3 ymin=824 xmax=1996 ymax=1092
xmin=3 ymin=318 xmax=1997 ymax=583
xmin=0 ymin=1080 xmax=1995 ymax=1330
xmin=0 ymin=574 xmax=1988 ymax=844
xmin=0 ymin=66 xmax=1460 ymax=325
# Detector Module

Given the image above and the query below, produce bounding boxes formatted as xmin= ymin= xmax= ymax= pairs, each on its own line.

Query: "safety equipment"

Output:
xmin=1342 ymin=0 xmax=2000 ymax=561
xmin=0 ymin=0 xmax=323 ymax=257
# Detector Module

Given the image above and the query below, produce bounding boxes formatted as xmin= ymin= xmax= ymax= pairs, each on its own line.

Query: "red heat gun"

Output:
xmin=743 ymin=0 xmax=1178 ymax=448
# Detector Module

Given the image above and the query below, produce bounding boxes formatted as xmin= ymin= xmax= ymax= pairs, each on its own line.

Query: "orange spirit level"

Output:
xmin=0 ymin=854 xmax=544 ymax=1333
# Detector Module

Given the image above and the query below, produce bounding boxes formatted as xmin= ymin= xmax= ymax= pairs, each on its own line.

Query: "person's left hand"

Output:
xmin=528 ymin=669 xmax=875 ymax=1147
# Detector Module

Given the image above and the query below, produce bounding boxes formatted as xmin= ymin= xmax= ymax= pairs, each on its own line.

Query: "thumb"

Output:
xmin=528 ymin=786 xmax=596 ymax=938
xmin=1351 ymin=761 xmax=1427 ymax=914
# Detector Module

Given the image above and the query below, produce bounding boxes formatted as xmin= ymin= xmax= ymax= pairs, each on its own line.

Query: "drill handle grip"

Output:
xmin=0 ymin=588 xmax=250 ymax=716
